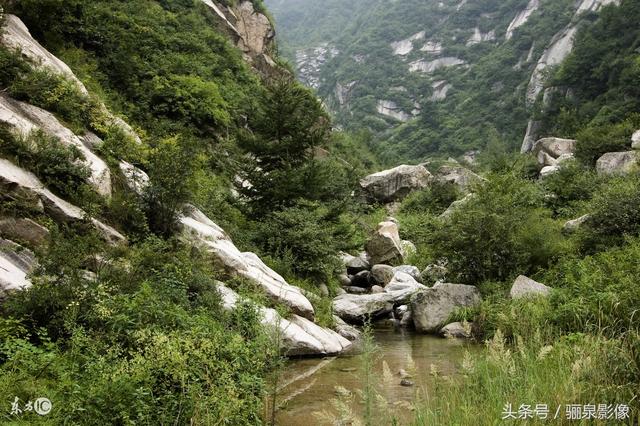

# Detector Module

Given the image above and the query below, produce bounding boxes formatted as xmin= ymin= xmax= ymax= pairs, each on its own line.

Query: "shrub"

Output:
xmin=252 ymin=201 xmax=344 ymax=281
xmin=575 ymin=119 xmax=637 ymax=166
xmin=541 ymin=160 xmax=603 ymax=217
xmin=400 ymin=181 xmax=459 ymax=215
xmin=428 ymin=173 xmax=567 ymax=284
xmin=579 ymin=174 xmax=640 ymax=252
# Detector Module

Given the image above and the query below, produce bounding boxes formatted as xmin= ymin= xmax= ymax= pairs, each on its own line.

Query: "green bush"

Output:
xmin=252 ymin=200 xmax=344 ymax=281
xmin=428 ymin=173 xmax=568 ymax=284
xmin=0 ymin=128 xmax=93 ymax=201
xmin=575 ymin=119 xmax=636 ymax=166
xmin=400 ymin=181 xmax=459 ymax=215
xmin=579 ymin=174 xmax=640 ymax=252
xmin=541 ymin=160 xmax=603 ymax=217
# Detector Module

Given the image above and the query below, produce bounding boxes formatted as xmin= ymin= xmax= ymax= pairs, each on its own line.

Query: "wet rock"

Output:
xmin=440 ymin=321 xmax=472 ymax=338
xmin=333 ymin=316 xmax=361 ymax=342
xmin=411 ymin=284 xmax=482 ymax=334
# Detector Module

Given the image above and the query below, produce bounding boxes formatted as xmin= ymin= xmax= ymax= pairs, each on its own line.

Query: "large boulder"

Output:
xmin=0 ymin=239 xmax=36 ymax=298
xmin=215 ymin=283 xmax=351 ymax=356
xmin=411 ymin=283 xmax=482 ymax=334
xmin=332 ymin=316 xmax=361 ymax=342
xmin=0 ymin=217 xmax=49 ymax=247
xmin=180 ymin=205 xmax=315 ymax=320
xmin=434 ymin=165 xmax=484 ymax=192
xmin=332 ymin=293 xmax=395 ymax=324
xmin=0 ymin=159 xmax=125 ymax=245
xmin=365 ymin=221 xmax=405 ymax=265
xmin=333 ymin=272 xmax=426 ymax=324
xmin=596 ymin=151 xmax=638 ymax=176
xmin=510 ymin=275 xmax=551 ymax=299
xmin=532 ymin=137 xmax=576 ymax=161
xmin=360 ymin=165 xmax=432 ymax=203
xmin=0 ymin=94 xmax=112 ymax=196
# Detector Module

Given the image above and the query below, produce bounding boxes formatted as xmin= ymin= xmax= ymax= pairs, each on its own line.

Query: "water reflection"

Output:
xmin=275 ymin=328 xmax=477 ymax=425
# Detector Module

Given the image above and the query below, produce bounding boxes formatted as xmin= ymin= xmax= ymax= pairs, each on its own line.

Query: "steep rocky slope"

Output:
xmin=267 ymin=0 xmax=621 ymax=162
xmin=0 ymin=4 xmax=352 ymax=357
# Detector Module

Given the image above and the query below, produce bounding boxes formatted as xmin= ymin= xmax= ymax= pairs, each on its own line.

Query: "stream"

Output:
xmin=274 ymin=327 xmax=478 ymax=425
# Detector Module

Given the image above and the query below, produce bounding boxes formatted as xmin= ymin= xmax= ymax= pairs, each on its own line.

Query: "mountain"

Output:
xmin=267 ymin=0 xmax=623 ymax=163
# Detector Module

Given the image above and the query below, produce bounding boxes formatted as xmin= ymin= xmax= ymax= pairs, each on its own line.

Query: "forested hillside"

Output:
xmin=0 ymin=0 xmax=639 ymax=424
xmin=267 ymin=0 xmax=625 ymax=163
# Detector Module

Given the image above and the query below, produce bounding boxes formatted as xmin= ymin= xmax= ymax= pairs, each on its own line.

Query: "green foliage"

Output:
xmin=574 ymin=118 xmax=637 ymax=166
xmin=429 ymin=173 xmax=567 ymax=284
xmin=143 ymin=136 xmax=197 ymax=236
xmin=252 ymin=201 xmax=346 ymax=281
xmin=541 ymin=160 xmax=603 ymax=217
xmin=0 ymin=127 xmax=93 ymax=201
xmin=0 ymin=234 xmax=273 ymax=424
xmin=400 ymin=181 xmax=460 ymax=215
xmin=578 ymin=174 xmax=640 ymax=252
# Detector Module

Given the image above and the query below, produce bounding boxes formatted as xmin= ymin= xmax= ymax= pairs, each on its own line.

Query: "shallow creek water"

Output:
xmin=274 ymin=327 xmax=478 ymax=425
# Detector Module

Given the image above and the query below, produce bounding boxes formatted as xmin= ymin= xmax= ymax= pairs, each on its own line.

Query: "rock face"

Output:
xmin=1 ymin=15 xmax=89 ymax=95
xmin=216 ymin=283 xmax=351 ymax=356
xmin=506 ymin=0 xmax=540 ymax=40
xmin=510 ymin=275 xmax=551 ymax=299
xmin=596 ymin=151 xmax=638 ymax=175
xmin=411 ymin=283 xmax=482 ymax=334
xmin=527 ymin=26 xmax=578 ymax=105
xmin=119 ymin=161 xmax=150 ymax=196
xmin=376 ymin=100 xmax=411 ymax=122
xmin=409 ymin=57 xmax=467 ymax=73
xmin=521 ymin=120 xmax=543 ymax=153
xmin=0 ymin=239 xmax=36 ymax=298
xmin=430 ymin=80 xmax=452 ymax=101
xmin=0 ymin=94 xmax=112 ymax=196
xmin=201 ymin=0 xmax=276 ymax=73
xmin=0 ymin=158 xmax=125 ymax=244
xmin=180 ymin=205 xmax=315 ymax=320
xmin=365 ymin=221 xmax=405 ymax=265
xmin=234 ymin=1 xmax=274 ymax=56
xmin=0 ymin=217 xmax=49 ymax=247
xmin=466 ymin=28 xmax=496 ymax=46
xmin=390 ymin=31 xmax=425 ymax=56
xmin=2 ymin=15 xmax=141 ymax=145
xmin=360 ymin=165 xmax=432 ymax=203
